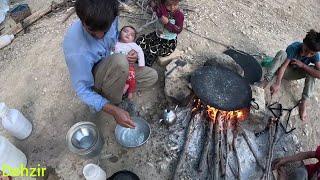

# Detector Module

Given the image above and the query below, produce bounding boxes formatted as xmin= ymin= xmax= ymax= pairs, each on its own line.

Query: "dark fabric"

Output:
xmin=152 ymin=4 xmax=184 ymax=34
xmin=305 ymin=146 xmax=320 ymax=180
xmin=286 ymin=42 xmax=320 ymax=65
xmin=136 ymin=31 xmax=177 ymax=66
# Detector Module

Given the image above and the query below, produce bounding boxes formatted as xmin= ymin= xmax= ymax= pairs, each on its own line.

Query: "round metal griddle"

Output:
xmin=190 ymin=65 xmax=252 ymax=111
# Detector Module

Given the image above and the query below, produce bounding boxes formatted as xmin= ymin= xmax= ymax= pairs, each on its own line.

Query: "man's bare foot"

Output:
xmin=298 ymin=99 xmax=307 ymax=122
xmin=128 ymin=92 xmax=133 ymax=99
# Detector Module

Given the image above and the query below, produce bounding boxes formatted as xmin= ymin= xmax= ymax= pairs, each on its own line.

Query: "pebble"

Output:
xmin=147 ymin=162 xmax=155 ymax=168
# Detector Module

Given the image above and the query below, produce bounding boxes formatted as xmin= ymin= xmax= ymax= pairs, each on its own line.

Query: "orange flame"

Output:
xmin=192 ymin=99 xmax=249 ymax=125
xmin=206 ymin=106 xmax=249 ymax=123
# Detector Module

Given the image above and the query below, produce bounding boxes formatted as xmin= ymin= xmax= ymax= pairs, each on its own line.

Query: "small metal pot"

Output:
xmin=66 ymin=122 xmax=104 ymax=157
xmin=115 ymin=116 xmax=151 ymax=148
xmin=160 ymin=106 xmax=178 ymax=126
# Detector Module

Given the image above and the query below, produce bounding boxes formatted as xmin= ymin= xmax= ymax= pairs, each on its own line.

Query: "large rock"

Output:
xmin=164 ymin=59 xmax=197 ymax=104
xmin=249 ymin=85 xmax=266 ymax=120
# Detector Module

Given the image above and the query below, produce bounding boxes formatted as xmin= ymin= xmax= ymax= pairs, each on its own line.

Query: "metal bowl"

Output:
xmin=66 ymin=122 xmax=104 ymax=157
xmin=115 ymin=117 xmax=151 ymax=148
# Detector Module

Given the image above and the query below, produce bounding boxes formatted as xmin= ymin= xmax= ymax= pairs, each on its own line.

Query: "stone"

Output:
xmin=165 ymin=76 xmax=192 ymax=104
xmin=157 ymin=49 xmax=184 ymax=67
xmin=164 ymin=59 xmax=198 ymax=104
xmin=249 ymin=85 xmax=266 ymax=120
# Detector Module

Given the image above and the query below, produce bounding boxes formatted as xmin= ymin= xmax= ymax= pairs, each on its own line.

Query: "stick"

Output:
xmin=220 ymin=126 xmax=226 ymax=177
xmin=228 ymin=161 xmax=237 ymax=179
xmin=197 ymin=119 xmax=213 ymax=173
xmin=262 ymin=118 xmax=279 ymax=180
xmin=61 ymin=7 xmax=75 ymax=23
xmin=239 ymin=126 xmax=266 ymax=171
xmin=137 ymin=18 xmax=158 ymax=32
xmin=119 ymin=14 xmax=150 ymax=21
xmin=233 ymin=124 xmax=241 ymax=180
xmin=212 ymin=112 xmax=222 ymax=180
xmin=118 ymin=1 xmax=134 ymax=13
xmin=173 ymin=111 xmax=199 ymax=180
xmin=224 ymin=122 xmax=231 ymax=180
xmin=9 ymin=1 xmax=65 ymax=35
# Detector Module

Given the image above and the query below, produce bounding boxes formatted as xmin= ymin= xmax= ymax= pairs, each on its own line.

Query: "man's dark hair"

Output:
xmin=75 ymin=0 xmax=119 ymax=31
xmin=303 ymin=29 xmax=320 ymax=52
xmin=119 ymin=25 xmax=137 ymax=39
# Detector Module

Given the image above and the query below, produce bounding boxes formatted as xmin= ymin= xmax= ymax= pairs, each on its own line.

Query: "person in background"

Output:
xmin=262 ymin=30 xmax=320 ymax=121
xmin=136 ymin=0 xmax=184 ymax=66
xmin=272 ymin=145 xmax=320 ymax=180
xmin=63 ymin=0 xmax=158 ymax=128
xmin=114 ymin=26 xmax=145 ymax=100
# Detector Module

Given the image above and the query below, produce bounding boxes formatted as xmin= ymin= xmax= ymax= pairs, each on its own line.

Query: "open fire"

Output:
xmin=192 ymin=98 xmax=249 ymax=128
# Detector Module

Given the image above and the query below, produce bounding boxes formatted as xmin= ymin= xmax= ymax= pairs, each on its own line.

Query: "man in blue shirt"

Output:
xmin=63 ymin=0 xmax=158 ymax=128
xmin=263 ymin=30 xmax=320 ymax=121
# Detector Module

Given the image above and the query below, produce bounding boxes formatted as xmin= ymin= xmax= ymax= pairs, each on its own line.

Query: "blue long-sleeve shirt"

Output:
xmin=63 ymin=18 xmax=119 ymax=111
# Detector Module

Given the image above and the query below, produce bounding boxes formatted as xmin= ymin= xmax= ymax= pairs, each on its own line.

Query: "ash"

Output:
xmin=167 ymin=107 xmax=299 ymax=180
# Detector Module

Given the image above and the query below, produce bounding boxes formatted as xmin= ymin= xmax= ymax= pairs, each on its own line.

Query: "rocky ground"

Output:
xmin=0 ymin=0 xmax=320 ymax=179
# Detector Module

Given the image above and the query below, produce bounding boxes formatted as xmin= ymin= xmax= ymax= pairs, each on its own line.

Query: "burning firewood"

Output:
xmin=211 ymin=111 xmax=223 ymax=180
xmin=197 ymin=118 xmax=213 ymax=177
xmin=173 ymin=111 xmax=204 ymax=180
xmin=261 ymin=117 xmax=279 ymax=180
xmin=238 ymin=125 xmax=265 ymax=171
xmin=232 ymin=124 xmax=242 ymax=180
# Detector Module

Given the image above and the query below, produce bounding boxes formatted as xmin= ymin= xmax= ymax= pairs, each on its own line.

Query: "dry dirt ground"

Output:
xmin=0 ymin=0 xmax=320 ymax=179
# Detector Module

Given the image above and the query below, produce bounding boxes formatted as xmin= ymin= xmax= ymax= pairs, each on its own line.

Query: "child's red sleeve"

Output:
xmin=153 ymin=4 xmax=168 ymax=18
xmin=164 ymin=10 xmax=184 ymax=34
xmin=316 ymin=146 xmax=320 ymax=160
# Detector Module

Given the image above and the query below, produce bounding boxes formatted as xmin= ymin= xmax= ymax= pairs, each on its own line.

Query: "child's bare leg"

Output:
xmin=128 ymin=92 xmax=133 ymax=99
xmin=123 ymin=84 xmax=129 ymax=95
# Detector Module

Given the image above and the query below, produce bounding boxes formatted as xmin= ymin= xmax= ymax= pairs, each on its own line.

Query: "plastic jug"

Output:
xmin=0 ymin=103 xmax=32 ymax=140
xmin=0 ymin=136 xmax=27 ymax=174
xmin=0 ymin=34 xmax=14 ymax=49
xmin=83 ymin=164 xmax=107 ymax=180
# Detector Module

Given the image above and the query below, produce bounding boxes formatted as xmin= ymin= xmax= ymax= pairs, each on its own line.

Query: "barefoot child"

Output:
xmin=137 ymin=0 xmax=184 ymax=66
xmin=115 ymin=26 xmax=145 ymax=99
xmin=272 ymin=145 xmax=320 ymax=180
xmin=262 ymin=30 xmax=320 ymax=121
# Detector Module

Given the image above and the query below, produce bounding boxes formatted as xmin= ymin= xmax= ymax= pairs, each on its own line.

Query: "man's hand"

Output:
xmin=290 ymin=59 xmax=305 ymax=69
xmin=160 ymin=16 xmax=169 ymax=25
xmin=104 ymin=104 xmax=135 ymax=128
xmin=270 ymin=83 xmax=280 ymax=96
xmin=127 ymin=50 xmax=138 ymax=64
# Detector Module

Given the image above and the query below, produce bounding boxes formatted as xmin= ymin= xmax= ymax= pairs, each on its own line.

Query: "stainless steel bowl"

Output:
xmin=115 ymin=116 xmax=151 ymax=148
xmin=66 ymin=122 xmax=104 ymax=157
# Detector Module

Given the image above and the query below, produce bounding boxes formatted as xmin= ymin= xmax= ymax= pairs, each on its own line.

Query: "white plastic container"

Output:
xmin=0 ymin=136 xmax=27 ymax=173
xmin=83 ymin=164 xmax=107 ymax=180
xmin=0 ymin=34 xmax=14 ymax=49
xmin=0 ymin=103 xmax=32 ymax=140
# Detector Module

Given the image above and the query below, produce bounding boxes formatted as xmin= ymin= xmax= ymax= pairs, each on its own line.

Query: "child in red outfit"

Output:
xmin=115 ymin=26 xmax=145 ymax=99
xmin=136 ymin=0 xmax=184 ymax=66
